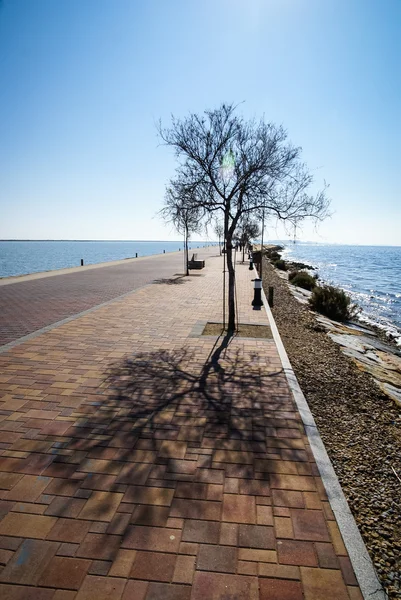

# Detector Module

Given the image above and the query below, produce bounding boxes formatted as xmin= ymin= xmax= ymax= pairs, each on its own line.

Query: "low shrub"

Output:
xmin=289 ymin=271 xmax=317 ymax=291
xmin=309 ymin=285 xmax=359 ymax=322
xmin=273 ymin=259 xmax=287 ymax=271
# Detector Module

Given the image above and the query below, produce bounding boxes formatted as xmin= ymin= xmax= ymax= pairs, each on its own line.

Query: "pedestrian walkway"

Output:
xmin=0 ymin=247 xmax=218 ymax=347
xmin=0 ymin=252 xmax=365 ymax=599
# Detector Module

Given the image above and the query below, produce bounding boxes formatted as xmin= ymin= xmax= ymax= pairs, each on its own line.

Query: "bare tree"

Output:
xmin=159 ymin=183 xmax=203 ymax=276
xmin=214 ymin=221 xmax=224 ymax=255
xmin=158 ymin=103 xmax=329 ymax=331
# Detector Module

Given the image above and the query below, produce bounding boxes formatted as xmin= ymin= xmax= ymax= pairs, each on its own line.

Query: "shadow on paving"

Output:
xmin=46 ymin=336 xmax=293 ymax=560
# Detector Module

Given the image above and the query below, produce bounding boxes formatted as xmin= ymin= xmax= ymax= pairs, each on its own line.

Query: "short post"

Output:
xmin=249 ymin=254 xmax=253 ymax=270
xmin=163 ymin=249 xmax=165 ymax=254
xmin=135 ymin=253 xmax=138 ymax=258
xmin=80 ymin=259 xmax=84 ymax=266
xmin=268 ymin=286 xmax=274 ymax=308
xmin=252 ymin=278 xmax=263 ymax=309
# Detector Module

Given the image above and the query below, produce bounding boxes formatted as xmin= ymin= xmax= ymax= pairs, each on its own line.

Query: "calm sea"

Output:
xmin=281 ymin=243 xmax=401 ymax=345
xmin=0 ymin=240 xmax=214 ymax=278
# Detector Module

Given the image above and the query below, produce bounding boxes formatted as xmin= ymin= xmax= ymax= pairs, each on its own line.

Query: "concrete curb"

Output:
xmin=260 ymin=284 xmax=387 ymax=600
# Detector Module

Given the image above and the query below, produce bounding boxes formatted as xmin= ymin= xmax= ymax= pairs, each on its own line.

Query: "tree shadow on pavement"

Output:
xmin=45 ymin=336 xmax=295 ymax=561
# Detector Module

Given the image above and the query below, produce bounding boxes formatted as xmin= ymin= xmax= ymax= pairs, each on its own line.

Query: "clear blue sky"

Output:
xmin=0 ymin=0 xmax=400 ymax=245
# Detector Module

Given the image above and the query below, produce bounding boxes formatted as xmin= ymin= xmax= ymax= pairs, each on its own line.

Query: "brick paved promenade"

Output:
xmin=0 ymin=249 xmax=217 ymax=347
xmin=0 ymin=252 xmax=364 ymax=599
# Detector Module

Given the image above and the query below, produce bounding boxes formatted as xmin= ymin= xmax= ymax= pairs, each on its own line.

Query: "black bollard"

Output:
xmin=136 ymin=253 xmax=138 ymax=258
xmin=252 ymin=278 xmax=263 ymax=309
xmin=80 ymin=259 xmax=84 ymax=266
xmin=249 ymin=255 xmax=253 ymax=270
xmin=268 ymin=286 xmax=274 ymax=308
xmin=163 ymin=250 xmax=165 ymax=254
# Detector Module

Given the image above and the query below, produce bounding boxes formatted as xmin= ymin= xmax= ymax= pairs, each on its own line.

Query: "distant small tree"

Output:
xmin=159 ymin=103 xmax=329 ymax=331
xmin=159 ymin=184 xmax=203 ymax=276
xmin=237 ymin=218 xmax=260 ymax=262
xmin=214 ymin=221 xmax=224 ymax=255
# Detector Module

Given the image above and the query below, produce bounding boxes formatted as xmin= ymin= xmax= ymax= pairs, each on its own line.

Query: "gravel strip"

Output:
xmin=262 ymin=257 xmax=401 ymax=599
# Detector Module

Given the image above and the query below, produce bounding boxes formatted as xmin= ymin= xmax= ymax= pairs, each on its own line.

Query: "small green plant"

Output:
xmin=289 ymin=271 xmax=317 ymax=291
xmin=309 ymin=285 xmax=359 ymax=322
xmin=273 ymin=259 xmax=287 ymax=271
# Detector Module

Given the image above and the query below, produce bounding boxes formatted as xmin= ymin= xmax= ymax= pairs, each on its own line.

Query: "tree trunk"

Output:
xmin=226 ymin=234 xmax=236 ymax=331
xmin=185 ymin=229 xmax=189 ymax=276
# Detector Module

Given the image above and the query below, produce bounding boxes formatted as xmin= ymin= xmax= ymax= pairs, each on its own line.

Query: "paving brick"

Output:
xmin=327 ymin=521 xmax=347 ymax=555
xmin=175 ymin=482 xmax=207 ymax=499
xmin=122 ymin=580 xmax=148 ymax=600
xmin=300 ymin=567 xmax=349 ymax=600
xmin=77 ymin=534 xmax=122 ymax=561
xmin=256 ymin=505 xmax=273 ymax=525
xmin=75 ymin=575 xmax=126 ymax=600
xmin=170 ymin=498 xmax=221 ymax=521
xmin=222 ymin=494 xmax=255 ymax=524
xmin=145 ymin=582 xmax=191 ymax=600
xmin=0 ymin=473 xmax=24 ymax=491
xmin=122 ymin=526 xmax=180 ymax=553
xmin=275 ymin=516 xmax=294 ymax=539
xmin=107 ymin=512 xmax=131 ymax=535
xmin=339 ymin=556 xmax=358 ymax=586
xmin=130 ymin=551 xmax=176 ymax=582
xmin=197 ymin=544 xmax=237 ymax=573
xmin=259 ymin=578 xmax=303 ymax=600
xmin=78 ymin=491 xmax=123 ymax=522
xmin=47 ymin=518 xmax=91 ymax=543
xmin=0 ymin=584 xmax=55 ymax=600
xmin=0 ymin=548 xmax=13 ymax=565
xmin=131 ymin=505 xmax=170 ymax=527
xmin=4 ymin=475 xmax=51 ymax=502
xmin=238 ymin=549 xmax=276 ymax=563
xmin=87 ymin=560 xmax=111 ymax=576
xmin=109 ymin=549 xmax=136 ymax=577
xmin=278 ymin=540 xmax=318 ymax=567
xmin=191 ymin=572 xmax=258 ymax=600
xmin=172 ymin=554 xmax=195 ymax=584
xmin=0 ymin=536 xmax=23 ymax=551
xmin=158 ymin=441 xmax=187 ymax=459
xmin=259 ymin=563 xmax=300 ymax=579
xmin=219 ymin=522 xmax=238 ymax=546
xmin=0 ymin=513 xmax=57 ymax=539
xmin=115 ymin=463 xmax=152 ymax=485
xmin=347 ymin=586 xmax=364 ymax=600
xmin=179 ymin=542 xmax=198 ymax=556
xmin=182 ymin=520 xmax=220 ymax=544
xmin=270 ymin=474 xmax=316 ymax=491
xmin=57 ymin=543 xmax=79 ymax=557
xmin=81 ymin=474 xmax=118 ymax=491
xmin=239 ymin=479 xmax=271 ymax=496
xmin=0 ymin=539 xmax=59 ymax=586
xmin=272 ymin=490 xmax=305 ymax=508
xmin=45 ymin=497 xmax=86 ymax=518
xmin=53 ymin=591 xmax=77 ymax=600
xmin=123 ymin=486 xmax=174 ymax=506
xmin=238 ymin=524 xmax=275 ymax=549
xmin=315 ymin=542 xmax=339 ymax=569
xmin=238 ymin=560 xmax=258 ymax=575
xmin=38 ymin=556 xmax=90 ymax=589
xmin=291 ymin=509 xmax=330 ymax=542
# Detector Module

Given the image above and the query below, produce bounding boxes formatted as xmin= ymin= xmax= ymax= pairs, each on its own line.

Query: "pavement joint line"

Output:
xmin=260 ymin=278 xmax=387 ymax=600
xmin=0 ymin=282 xmax=151 ymax=354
